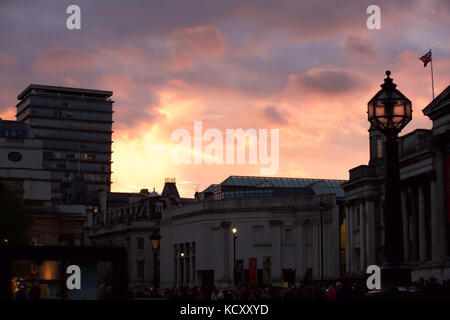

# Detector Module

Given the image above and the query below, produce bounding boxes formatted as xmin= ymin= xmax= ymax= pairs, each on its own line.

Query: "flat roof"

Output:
xmin=217 ymin=175 xmax=346 ymax=197
xmin=17 ymin=84 xmax=113 ymax=100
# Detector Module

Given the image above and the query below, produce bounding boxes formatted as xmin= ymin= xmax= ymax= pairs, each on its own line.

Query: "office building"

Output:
xmin=0 ymin=119 xmax=51 ymax=205
xmin=16 ymin=84 xmax=113 ymax=203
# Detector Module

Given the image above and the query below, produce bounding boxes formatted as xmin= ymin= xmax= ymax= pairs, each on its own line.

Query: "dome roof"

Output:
xmin=149 ymin=188 xmax=158 ymax=197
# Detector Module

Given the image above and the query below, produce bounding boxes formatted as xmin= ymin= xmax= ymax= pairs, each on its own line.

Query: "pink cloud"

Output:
xmin=97 ymin=73 xmax=164 ymax=136
xmin=33 ymin=47 xmax=94 ymax=73
xmin=1 ymin=1 xmax=448 ymax=197
xmin=343 ymin=35 xmax=380 ymax=59
xmin=258 ymin=105 xmax=289 ymax=126
xmin=0 ymin=107 xmax=15 ymax=120
xmin=0 ymin=53 xmax=19 ymax=67
xmin=286 ymin=68 xmax=367 ymax=99
xmin=170 ymin=25 xmax=228 ymax=69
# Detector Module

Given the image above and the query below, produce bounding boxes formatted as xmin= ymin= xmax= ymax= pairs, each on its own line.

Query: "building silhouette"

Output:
xmin=0 ymin=119 xmax=51 ymax=204
xmin=343 ymin=85 xmax=450 ymax=282
xmin=160 ymin=175 xmax=346 ymax=289
xmin=16 ymin=84 xmax=114 ymax=203
xmin=85 ymin=179 xmax=193 ymax=289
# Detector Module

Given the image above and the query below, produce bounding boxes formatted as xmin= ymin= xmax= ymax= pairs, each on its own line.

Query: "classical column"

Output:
xmin=220 ymin=221 xmax=231 ymax=286
xmin=359 ymin=201 xmax=366 ymax=271
xmin=365 ymin=199 xmax=376 ymax=266
xmin=191 ymin=255 xmax=195 ymax=287
xmin=270 ymin=220 xmax=283 ymax=286
xmin=130 ymin=236 xmax=136 ymax=283
xmin=401 ymin=189 xmax=410 ymax=261
xmin=433 ymin=143 xmax=449 ymax=260
xmin=430 ymin=174 xmax=448 ymax=261
xmin=345 ymin=206 xmax=350 ymax=273
xmin=409 ymin=188 xmax=418 ymax=262
xmin=324 ymin=214 xmax=329 ymax=279
xmin=295 ymin=218 xmax=305 ymax=284
xmin=418 ymin=184 xmax=427 ymax=263
xmin=312 ymin=222 xmax=319 ymax=279
xmin=349 ymin=205 xmax=355 ymax=274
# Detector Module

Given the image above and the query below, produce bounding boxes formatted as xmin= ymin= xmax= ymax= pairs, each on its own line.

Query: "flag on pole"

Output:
xmin=419 ymin=49 xmax=435 ymax=99
xmin=419 ymin=50 xmax=432 ymax=67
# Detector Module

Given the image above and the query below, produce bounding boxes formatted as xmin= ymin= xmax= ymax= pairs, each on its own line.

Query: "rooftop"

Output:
xmin=207 ymin=175 xmax=346 ymax=198
xmin=423 ymin=85 xmax=450 ymax=117
xmin=17 ymin=84 xmax=113 ymax=101
xmin=0 ymin=119 xmax=34 ymax=138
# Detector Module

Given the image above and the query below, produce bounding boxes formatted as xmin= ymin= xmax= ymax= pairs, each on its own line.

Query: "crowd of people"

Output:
xmin=125 ymin=276 xmax=450 ymax=300
xmin=12 ymin=276 xmax=450 ymax=300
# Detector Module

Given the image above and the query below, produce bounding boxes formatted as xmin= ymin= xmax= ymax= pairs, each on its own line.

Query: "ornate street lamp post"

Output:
xmin=150 ymin=230 xmax=162 ymax=289
xmin=232 ymin=226 xmax=238 ymax=285
xmin=368 ymin=71 xmax=412 ymax=289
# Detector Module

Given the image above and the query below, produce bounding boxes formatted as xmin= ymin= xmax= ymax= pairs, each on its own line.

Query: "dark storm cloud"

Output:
xmin=1 ymin=0 xmax=448 ymax=194
xmin=343 ymin=35 xmax=380 ymax=58
xmin=291 ymin=69 xmax=362 ymax=95
xmin=260 ymin=106 xmax=289 ymax=126
xmin=0 ymin=0 xmax=447 ymax=127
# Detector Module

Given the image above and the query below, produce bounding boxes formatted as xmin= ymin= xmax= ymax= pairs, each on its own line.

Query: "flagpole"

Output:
xmin=430 ymin=49 xmax=435 ymax=100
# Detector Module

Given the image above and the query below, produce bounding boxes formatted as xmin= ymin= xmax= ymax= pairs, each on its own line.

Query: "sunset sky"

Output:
xmin=0 ymin=0 xmax=449 ymax=197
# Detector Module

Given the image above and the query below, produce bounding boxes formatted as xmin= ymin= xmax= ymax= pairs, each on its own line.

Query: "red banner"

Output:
xmin=249 ymin=258 xmax=258 ymax=286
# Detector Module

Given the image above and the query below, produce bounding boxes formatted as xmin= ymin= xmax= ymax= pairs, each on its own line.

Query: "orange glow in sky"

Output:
xmin=0 ymin=1 xmax=449 ymax=197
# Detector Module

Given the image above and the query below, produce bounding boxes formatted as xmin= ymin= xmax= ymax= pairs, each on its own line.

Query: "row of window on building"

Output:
xmin=174 ymin=242 xmax=196 ymax=286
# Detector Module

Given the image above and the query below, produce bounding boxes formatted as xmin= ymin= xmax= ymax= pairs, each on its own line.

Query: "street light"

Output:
xmin=318 ymin=201 xmax=325 ymax=282
xmin=367 ymin=70 xmax=412 ymax=289
xmin=150 ymin=230 xmax=162 ymax=289
xmin=232 ymin=226 xmax=238 ymax=285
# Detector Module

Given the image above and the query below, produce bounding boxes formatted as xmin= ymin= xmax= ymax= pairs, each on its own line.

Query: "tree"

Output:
xmin=0 ymin=181 xmax=31 ymax=246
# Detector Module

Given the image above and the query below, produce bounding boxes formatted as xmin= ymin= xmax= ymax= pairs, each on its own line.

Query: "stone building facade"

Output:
xmin=343 ymin=85 xmax=450 ymax=282
xmin=160 ymin=176 xmax=346 ymax=289
xmin=85 ymin=179 xmax=192 ymax=290
xmin=0 ymin=119 xmax=51 ymax=204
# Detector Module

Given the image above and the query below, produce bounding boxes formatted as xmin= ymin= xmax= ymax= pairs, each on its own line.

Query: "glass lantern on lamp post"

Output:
xmin=150 ymin=230 xmax=162 ymax=290
xmin=368 ymin=71 xmax=412 ymax=290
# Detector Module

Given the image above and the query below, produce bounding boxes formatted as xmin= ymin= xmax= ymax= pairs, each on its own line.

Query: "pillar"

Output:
xmin=359 ymin=201 xmax=366 ymax=271
xmin=409 ymin=188 xmax=418 ymax=262
xmin=270 ymin=220 xmax=283 ymax=286
xmin=312 ymin=222 xmax=319 ymax=279
xmin=401 ymin=189 xmax=410 ymax=261
xmin=349 ymin=205 xmax=355 ymax=273
xmin=219 ymin=221 xmax=231 ymax=286
xmin=418 ymin=184 xmax=427 ymax=263
xmin=365 ymin=199 xmax=376 ymax=266
xmin=434 ymin=145 xmax=449 ymax=260
xmin=295 ymin=219 xmax=305 ymax=284
xmin=345 ymin=206 xmax=350 ymax=273
xmin=430 ymin=174 xmax=448 ymax=261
